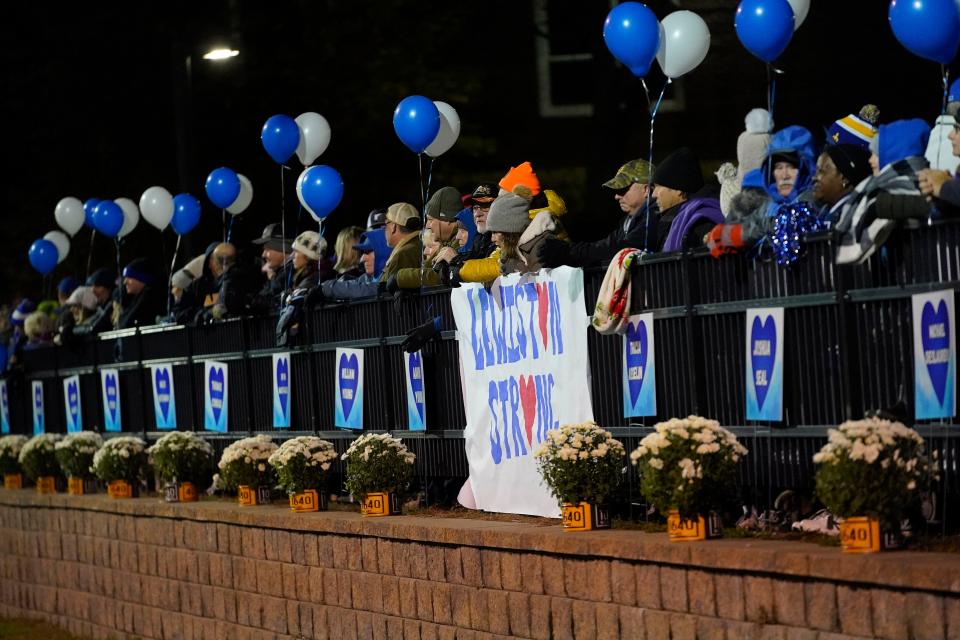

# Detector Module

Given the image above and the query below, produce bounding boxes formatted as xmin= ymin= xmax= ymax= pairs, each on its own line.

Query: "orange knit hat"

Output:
xmin=498 ymin=162 xmax=541 ymax=199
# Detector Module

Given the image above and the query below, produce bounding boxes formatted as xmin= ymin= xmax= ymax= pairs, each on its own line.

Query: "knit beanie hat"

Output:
xmin=653 ymin=147 xmax=704 ymax=194
xmin=86 ymin=268 xmax=115 ymax=289
xmin=122 ymin=258 xmax=154 ymax=286
xmin=425 ymin=186 xmax=463 ymax=221
xmin=292 ymin=230 xmax=323 ymax=261
xmin=737 ymin=108 xmax=774 ymax=178
xmin=11 ymin=299 xmax=36 ymax=326
xmin=486 ymin=193 xmax=532 ymax=234
xmin=825 ymin=144 xmax=872 ymax=187
xmin=57 ymin=276 xmax=79 ymax=297
xmin=499 ymin=162 xmax=541 ymax=199
xmin=827 ymin=104 xmax=880 ymax=149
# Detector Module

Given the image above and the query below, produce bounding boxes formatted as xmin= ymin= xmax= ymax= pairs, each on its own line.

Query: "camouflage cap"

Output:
xmin=602 ymin=159 xmax=653 ymax=189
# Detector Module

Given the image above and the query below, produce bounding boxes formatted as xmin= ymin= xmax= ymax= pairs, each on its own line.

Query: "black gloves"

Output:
xmin=537 ymin=237 xmax=573 ymax=268
xmin=384 ymin=276 xmax=401 ymax=295
xmin=401 ymin=316 xmax=442 ymax=353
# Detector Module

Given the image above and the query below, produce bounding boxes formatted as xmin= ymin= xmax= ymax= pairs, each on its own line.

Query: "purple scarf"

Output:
xmin=662 ymin=197 xmax=724 ymax=252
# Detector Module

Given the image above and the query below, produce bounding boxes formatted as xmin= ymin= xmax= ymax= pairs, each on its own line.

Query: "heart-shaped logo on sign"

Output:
xmin=208 ymin=367 xmax=225 ymax=424
xmin=750 ymin=315 xmax=777 ymax=411
xmin=105 ymin=373 xmax=118 ymax=421
xmin=921 ymin=300 xmax=951 ymax=406
xmin=407 ymin=353 xmax=425 ymax=424
xmin=338 ymin=353 xmax=359 ymax=419
xmin=34 ymin=385 xmax=42 ymax=411
xmin=1 ymin=384 xmax=8 ymax=414
xmin=519 ymin=375 xmax=537 ymax=446
xmin=67 ymin=380 xmax=79 ymax=423
xmin=276 ymin=356 xmax=289 ymax=418
xmin=625 ymin=319 xmax=649 ymax=406
xmin=155 ymin=368 xmax=171 ymax=420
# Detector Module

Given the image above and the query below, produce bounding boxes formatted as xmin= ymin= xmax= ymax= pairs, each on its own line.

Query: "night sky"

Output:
xmin=0 ymin=1 xmax=954 ymax=302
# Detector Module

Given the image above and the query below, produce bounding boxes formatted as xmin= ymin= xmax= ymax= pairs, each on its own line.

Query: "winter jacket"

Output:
xmin=516 ymin=210 xmax=562 ymax=273
xmin=381 ymin=233 xmax=421 ymax=281
xmin=564 ymin=200 xmax=659 ymax=267
xmin=661 ymin=197 xmax=724 ymax=252
xmin=205 ymin=260 xmax=264 ymax=321
xmin=252 ymin=259 xmax=293 ymax=315
xmin=116 ymin=285 xmax=165 ymax=329
xmin=171 ymin=242 xmax=220 ymax=324
xmin=319 ymin=227 xmax=394 ymax=300
xmin=925 ymin=115 xmax=960 ymax=173
xmin=836 ymin=119 xmax=932 ymax=265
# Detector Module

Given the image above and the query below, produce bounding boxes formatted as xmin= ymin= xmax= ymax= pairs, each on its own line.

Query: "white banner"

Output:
xmin=451 ymin=267 xmax=593 ymax=517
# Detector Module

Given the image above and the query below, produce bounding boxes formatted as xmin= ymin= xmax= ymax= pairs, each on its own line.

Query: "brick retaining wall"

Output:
xmin=1 ymin=491 xmax=959 ymax=639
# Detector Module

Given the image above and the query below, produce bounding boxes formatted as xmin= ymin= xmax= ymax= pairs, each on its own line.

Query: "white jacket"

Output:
xmin=925 ymin=116 xmax=960 ymax=173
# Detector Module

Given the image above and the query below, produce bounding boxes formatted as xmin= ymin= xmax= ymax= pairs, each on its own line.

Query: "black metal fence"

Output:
xmin=5 ymin=221 xmax=960 ymax=522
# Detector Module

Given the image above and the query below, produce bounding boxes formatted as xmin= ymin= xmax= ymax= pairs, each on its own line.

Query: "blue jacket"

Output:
xmin=742 ymin=125 xmax=818 ymax=205
xmin=319 ymin=228 xmax=392 ymax=300
xmin=456 ymin=208 xmax=477 ymax=254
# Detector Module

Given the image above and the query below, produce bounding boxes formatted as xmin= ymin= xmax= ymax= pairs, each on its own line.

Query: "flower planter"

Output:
xmin=289 ymin=489 xmax=328 ymax=513
xmin=35 ymin=476 xmax=58 ymax=494
xmin=238 ymin=485 xmax=272 ymax=506
xmin=361 ymin=492 xmax=402 ymax=517
xmin=561 ymin=502 xmax=611 ymax=531
xmin=667 ymin=510 xmax=723 ymax=542
xmin=66 ymin=478 xmax=98 ymax=495
xmin=3 ymin=473 xmax=22 ymax=490
xmin=839 ymin=516 xmax=900 ymax=553
xmin=164 ymin=481 xmax=199 ymax=503
xmin=107 ymin=480 xmax=138 ymax=499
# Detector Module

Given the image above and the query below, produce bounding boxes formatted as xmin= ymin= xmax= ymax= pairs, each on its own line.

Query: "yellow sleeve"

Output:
xmin=458 ymin=249 xmax=501 ymax=283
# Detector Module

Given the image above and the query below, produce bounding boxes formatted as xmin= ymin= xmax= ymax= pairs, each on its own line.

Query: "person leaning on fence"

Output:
xmin=538 ymin=158 xmax=659 ymax=269
xmin=813 ymin=144 xmax=872 ymax=227
xmin=836 ymin=118 xmax=932 ymax=265
xmin=433 ymin=182 xmax=497 ymax=286
xmin=317 ymin=227 xmax=393 ymax=300
xmin=918 ymin=109 xmax=960 ymax=213
xmin=249 ymin=223 xmax=293 ymax=314
xmin=115 ymin=258 xmax=164 ymax=329
xmin=193 ymin=243 xmax=264 ymax=323
xmin=925 ymin=80 xmax=960 ymax=174
xmin=652 ymin=147 xmax=724 ymax=252
xmin=286 ymin=231 xmax=325 ymax=302
xmin=485 ymin=188 xmax=564 ymax=276
xmin=386 ymin=187 xmax=464 ymax=291
xmin=70 ymin=268 xmax=116 ymax=337
xmin=55 ymin=286 xmax=99 ymax=345
xmin=706 ymin=126 xmax=817 ymax=257
xmin=332 ymin=225 xmax=365 ymax=278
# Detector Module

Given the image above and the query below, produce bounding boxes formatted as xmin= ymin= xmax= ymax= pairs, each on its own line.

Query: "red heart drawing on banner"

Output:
xmin=537 ymin=283 xmax=550 ymax=350
xmin=519 ymin=375 xmax=537 ymax=445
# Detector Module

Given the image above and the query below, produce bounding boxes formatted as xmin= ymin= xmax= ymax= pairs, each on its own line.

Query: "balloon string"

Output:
xmin=418 ymin=153 xmax=426 ymax=214
xmin=942 ymin=64 xmax=950 ymax=116
xmin=167 ymin=234 xmax=182 ymax=317
xmin=765 ymin=63 xmax=778 ymax=183
xmin=114 ymin=238 xmax=122 ymax=329
xmin=644 ymin=78 xmax=671 ymax=250
xmin=227 ymin=214 xmax=235 ymax=244
xmin=424 ymin=158 xmax=435 ymax=209
xmin=640 ymin=78 xmax=652 ymax=115
xmin=221 ymin=209 xmax=226 ymax=243
xmin=86 ymin=229 xmax=96 ymax=280
xmin=281 ymin=164 xmax=290 ymax=304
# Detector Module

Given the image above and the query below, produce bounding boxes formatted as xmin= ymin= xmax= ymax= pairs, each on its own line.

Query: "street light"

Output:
xmin=202 ymin=48 xmax=240 ymax=61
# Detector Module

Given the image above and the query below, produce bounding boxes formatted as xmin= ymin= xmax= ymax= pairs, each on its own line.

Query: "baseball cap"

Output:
xmin=367 ymin=208 xmax=387 ymax=229
xmin=385 ymin=202 xmax=422 ymax=229
xmin=251 ymin=223 xmax=292 ymax=252
xmin=603 ymin=159 xmax=653 ymax=189
xmin=467 ymin=182 xmax=498 ymax=205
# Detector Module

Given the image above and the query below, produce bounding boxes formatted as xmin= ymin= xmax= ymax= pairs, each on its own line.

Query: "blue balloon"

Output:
xmin=205 ymin=167 xmax=241 ymax=209
xmin=83 ymin=198 xmax=101 ymax=228
xmin=393 ymin=96 xmax=441 ymax=154
xmin=261 ymin=114 xmax=300 ymax=164
xmin=735 ymin=0 xmax=794 ymax=62
xmin=890 ymin=0 xmax=960 ymax=64
xmin=603 ymin=2 xmax=661 ymax=77
xmin=298 ymin=165 xmax=344 ymax=221
xmin=91 ymin=200 xmax=124 ymax=238
xmin=28 ymin=239 xmax=58 ymax=275
xmin=171 ymin=193 xmax=202 ymax=235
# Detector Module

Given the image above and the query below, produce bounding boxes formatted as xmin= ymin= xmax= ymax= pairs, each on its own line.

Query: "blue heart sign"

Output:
xmin=32 ymin=381 xmax=44 ymax=434
xmin=913 ymin=291 xmax=956 ymax=419
xmin=204 ymin=361 xmax=228 ymax=432
xmin=623 ymin=313 xmax=656 ymax=417
xmin=101 ymin=369 xmax=121 ymax=432
xmin=335 ymin=348 xmax=363 ymax=429
xmin=151 ymin=365 xmax=176 ymax=429
xmin=63 ymin=375 xmax=82 ymax=432
xmin=273 ymin=353 xmax=291 ymax=428
xmin=406 ymin=351 xmax=426 ymax=430
xmin=0 ymin=380 xmax=9 ymax=434
xmin=746 ymin=308 xmax=784 ymax=421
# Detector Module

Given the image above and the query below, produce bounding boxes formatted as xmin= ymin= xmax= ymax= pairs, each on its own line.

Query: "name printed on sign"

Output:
xmin=926 ymin=323 xmax=949 ymax=364
xmin=753 ymin=340 xmax=771 ymax=356
xmin=157 ymin=393 xmax=169 ymax=403
xmin=210 ymin=381 xmax=223 ymax=392
xmin=467 ymin=281 xmax=565 ymax=372
xmin=487 ymin=373 xmax=558 ymax=464
xmin=341 ymin=368 xmax=355 ymax=380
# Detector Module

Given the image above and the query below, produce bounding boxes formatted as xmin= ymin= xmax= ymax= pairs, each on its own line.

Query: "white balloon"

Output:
xmin=44 ymin=230 xmax=70 ymax=264
xmin=139 ymin=186 xmax=174 ymax=231
xmin=226 ymin=174 xmax=253 ymax=215
xmin=115 ymin=197 xmax=140 ymax=239
xmin=656 ymin=11 xmax=711 ymax=79
xmin=54 ymin=196 xmax=85 ymax=237
xmin=295 ymin=168 xmax=317 ymax=219
xmin=295 ymin=112 xmax=332 ymax=165
xmin=424 ymin=101 xmax=461 ymax=158
xmin=787 ymin=0 xmax=809 ymax=30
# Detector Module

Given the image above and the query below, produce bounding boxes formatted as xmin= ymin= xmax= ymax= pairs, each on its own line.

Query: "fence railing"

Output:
xmin=5 ymin=221 xmax=960 ymax=521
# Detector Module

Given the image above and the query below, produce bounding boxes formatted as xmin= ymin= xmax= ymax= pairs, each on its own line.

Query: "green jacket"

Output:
xmin=381 ymin=233 xmax=422 ymax=281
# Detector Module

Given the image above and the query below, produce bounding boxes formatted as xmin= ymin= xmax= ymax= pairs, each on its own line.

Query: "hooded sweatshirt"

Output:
xmin=320 ymin=227 xmax=393 ymax=299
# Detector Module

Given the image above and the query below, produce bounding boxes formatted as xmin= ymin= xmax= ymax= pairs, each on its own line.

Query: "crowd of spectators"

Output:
xmin=6 ymin=86 xmax=960 ymax=363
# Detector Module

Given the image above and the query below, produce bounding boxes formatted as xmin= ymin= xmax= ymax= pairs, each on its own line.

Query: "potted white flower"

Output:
xmin=341 ymin=433 xmax=415 ymax=516
xmin=0 ymin=435 xmax=29 ymax=489
xmin=55 ymin=432 xmax=103 ymax=495
xmin=217 ymin=435 xmax=278 ymax=506
xmin=814 ymin=417 xmax=939 ymax=553
xmin=268 ymin=437 xmax=338 ymax=512
xmin=534 ymin=422 xmax=625 ymax=531
xmin=147 ymin=431 xmax=214 ymax=503
xmin=91 ymin=436 xmax=149 ymax=498
xmin=19 ymin=434 xmax=63 ymax=493
xmin=630 ymin=416 xmax=748 ymax=541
